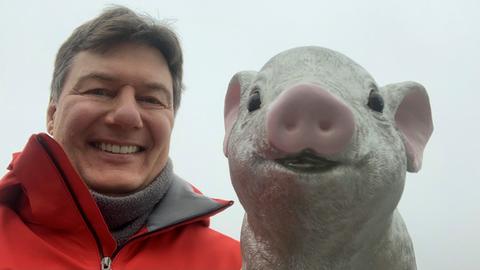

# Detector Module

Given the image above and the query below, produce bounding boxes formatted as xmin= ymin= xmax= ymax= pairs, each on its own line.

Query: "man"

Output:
xmin=0 ymin=6 xmax=241 ymax=270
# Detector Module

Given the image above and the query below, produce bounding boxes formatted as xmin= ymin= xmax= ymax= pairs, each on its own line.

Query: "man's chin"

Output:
xmin=84 ymin=176 xmax=148 ymax=196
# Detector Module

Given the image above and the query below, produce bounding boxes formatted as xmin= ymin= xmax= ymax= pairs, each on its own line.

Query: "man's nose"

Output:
xmin=105 ymin=86 xmax=143 ymax=129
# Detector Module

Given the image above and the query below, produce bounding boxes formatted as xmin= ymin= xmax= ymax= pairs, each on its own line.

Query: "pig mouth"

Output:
xmin=275 ymin=151 xmax=338 ymax=173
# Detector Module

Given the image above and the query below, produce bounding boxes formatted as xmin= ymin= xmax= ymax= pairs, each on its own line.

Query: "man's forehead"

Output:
xmin=67 ymin=45 xmax=173 ymax=91
xmin=72 ymin=46 xmax=167 ymax=71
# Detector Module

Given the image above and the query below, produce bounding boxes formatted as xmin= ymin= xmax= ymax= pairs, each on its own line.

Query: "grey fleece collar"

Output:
xmin=90 ymin=160 xmax=173 ymax=246
xmin=146 ymin=174 xmax=228 ymax=232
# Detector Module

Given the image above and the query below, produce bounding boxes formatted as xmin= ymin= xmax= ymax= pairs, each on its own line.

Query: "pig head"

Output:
xmin=223 ymin=47 xmax=433 ymax=270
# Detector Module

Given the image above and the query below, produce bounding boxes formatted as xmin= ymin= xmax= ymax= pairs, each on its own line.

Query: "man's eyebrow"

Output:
xmin=73 ymin=72 xmax=116 ymax=89
xmin=144 ymin=82 xmax=172 ymax=101
xmin=144 ymin=82 xmax=169 ymax=91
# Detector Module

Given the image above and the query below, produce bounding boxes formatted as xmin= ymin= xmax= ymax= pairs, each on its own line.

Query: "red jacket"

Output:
xmin=0 ymin=134 xmax=241 ymax=270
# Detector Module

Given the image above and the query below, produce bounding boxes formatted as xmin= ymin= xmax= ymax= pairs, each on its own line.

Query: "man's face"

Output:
xmin=47 ymin=42 xmax=175 ymax=195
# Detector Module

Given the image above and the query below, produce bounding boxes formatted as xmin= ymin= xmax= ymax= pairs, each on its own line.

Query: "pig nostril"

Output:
xmin=318 ymin=121 xmax=332 ymax=131
xmin=285 ymin=122 xmax=296 ymax=131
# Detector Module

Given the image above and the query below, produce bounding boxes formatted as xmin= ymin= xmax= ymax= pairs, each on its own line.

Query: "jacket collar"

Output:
xmin=146 ymin=174 xmax=232 ymax=232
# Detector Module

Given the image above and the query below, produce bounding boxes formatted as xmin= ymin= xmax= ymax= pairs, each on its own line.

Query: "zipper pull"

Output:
xmin=101 ymin=257 xmax=112 ymax=270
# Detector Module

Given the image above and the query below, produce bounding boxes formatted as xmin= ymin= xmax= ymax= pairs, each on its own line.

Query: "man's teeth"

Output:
xmin=96 ymin=143 xmax=140 ymax=154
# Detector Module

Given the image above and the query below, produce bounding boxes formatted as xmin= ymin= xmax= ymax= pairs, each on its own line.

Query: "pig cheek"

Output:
xmin=228 ymin=158 xmax=268 ymax=213
xmin=375 ymin=128 xmax=409 ymax=200
xmin=355 ymin=118 xmax=407 ymax=195
xmin=365 ymin=167 xmax=406 ymax=216
xmin=228 ymin=159 xmax=252 ymax=209
xmin=356 ymin=142 xmax=407 ymax=212
xmin=377 ymin=155 xmax=407 ymax=206
xmin=229 ymin=154 xmax=300 ymax=217
xmin=227 ymin=139 xmax=261 ymax=210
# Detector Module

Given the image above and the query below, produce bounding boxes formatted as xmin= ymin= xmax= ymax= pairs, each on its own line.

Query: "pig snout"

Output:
xmin=266 ymin=84 xmax=355 ymax=156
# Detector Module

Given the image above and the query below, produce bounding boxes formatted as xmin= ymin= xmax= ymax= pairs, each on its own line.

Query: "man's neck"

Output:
xmin=90 ymin=160 xmax=173 ymax=246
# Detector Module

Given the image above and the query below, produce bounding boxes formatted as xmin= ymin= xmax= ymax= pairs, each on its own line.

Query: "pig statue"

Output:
xmin=223 ymin=46 xmax=433 ymax=270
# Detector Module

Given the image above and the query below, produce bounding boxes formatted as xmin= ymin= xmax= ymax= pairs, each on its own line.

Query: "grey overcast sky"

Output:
xmin=1 ymin=0 xmax=479 ymax=269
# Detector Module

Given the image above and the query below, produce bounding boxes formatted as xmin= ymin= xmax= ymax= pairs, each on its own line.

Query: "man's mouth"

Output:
xmin=91 ymin=142 xmax=144 ymax=154
xmin=275 ymin=150 xmax=338 ymax=173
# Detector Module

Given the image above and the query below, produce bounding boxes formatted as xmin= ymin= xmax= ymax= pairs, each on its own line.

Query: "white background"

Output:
xmin=1 ymin=0 xmax=479 ymax=269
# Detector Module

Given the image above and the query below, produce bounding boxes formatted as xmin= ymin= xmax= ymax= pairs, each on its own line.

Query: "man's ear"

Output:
xmin=46 ymin=101 xmax=57 ymax=135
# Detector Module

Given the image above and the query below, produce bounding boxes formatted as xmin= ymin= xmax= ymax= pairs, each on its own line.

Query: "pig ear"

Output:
xmin=223 ymin=71 xmax=257 ymax=157
xmin=382 ymin=81 xmax=433 ymax=172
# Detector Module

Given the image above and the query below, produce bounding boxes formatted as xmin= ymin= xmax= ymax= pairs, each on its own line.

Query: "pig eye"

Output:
xmin=367 ymin=89 xmax=384 ymax=113
xmin=248 ymin=90 xmax=262 ymax=112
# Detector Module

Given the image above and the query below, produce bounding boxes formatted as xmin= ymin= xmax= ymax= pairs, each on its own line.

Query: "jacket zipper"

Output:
xmin=101 ymin=257 xmax=112 ymax=270
xmin=37 ymin=136 xmax=108 ymax=270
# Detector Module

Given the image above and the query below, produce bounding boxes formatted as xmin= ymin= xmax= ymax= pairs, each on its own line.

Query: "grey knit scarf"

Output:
xmin=90 ymin=160 xmax=173 ymax=247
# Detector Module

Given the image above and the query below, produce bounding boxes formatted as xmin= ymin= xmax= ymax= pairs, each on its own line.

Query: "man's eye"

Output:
xmin=85 ymin=88 xmax=112 ymax=97
xmin=137 ymin=96 xmax=165 ymax=106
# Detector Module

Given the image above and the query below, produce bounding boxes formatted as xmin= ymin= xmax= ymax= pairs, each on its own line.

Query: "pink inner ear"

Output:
xmin=395 ymin=88 xmax=433 ymax=172
xmin=223 ymin=79 xmax=241 ymax=157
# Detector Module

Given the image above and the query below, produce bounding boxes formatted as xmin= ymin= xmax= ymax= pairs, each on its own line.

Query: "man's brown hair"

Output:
xmin=50 ymin=6 xmax=184 ymax=112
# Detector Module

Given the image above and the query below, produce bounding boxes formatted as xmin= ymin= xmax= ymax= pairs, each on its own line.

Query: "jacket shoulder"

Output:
xmin=119 ymin=222 xmax=241 ymax=270
xmin=167 ymin=222 xmax=241 ymax=266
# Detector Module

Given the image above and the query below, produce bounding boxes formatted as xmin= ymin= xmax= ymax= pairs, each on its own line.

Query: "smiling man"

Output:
xmin=0 ymin=6 xmax=241 ymax=270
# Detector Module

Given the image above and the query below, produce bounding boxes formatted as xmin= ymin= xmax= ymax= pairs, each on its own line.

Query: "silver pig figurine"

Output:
xmin=223 ymin=47 xmax=433 ymax=270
